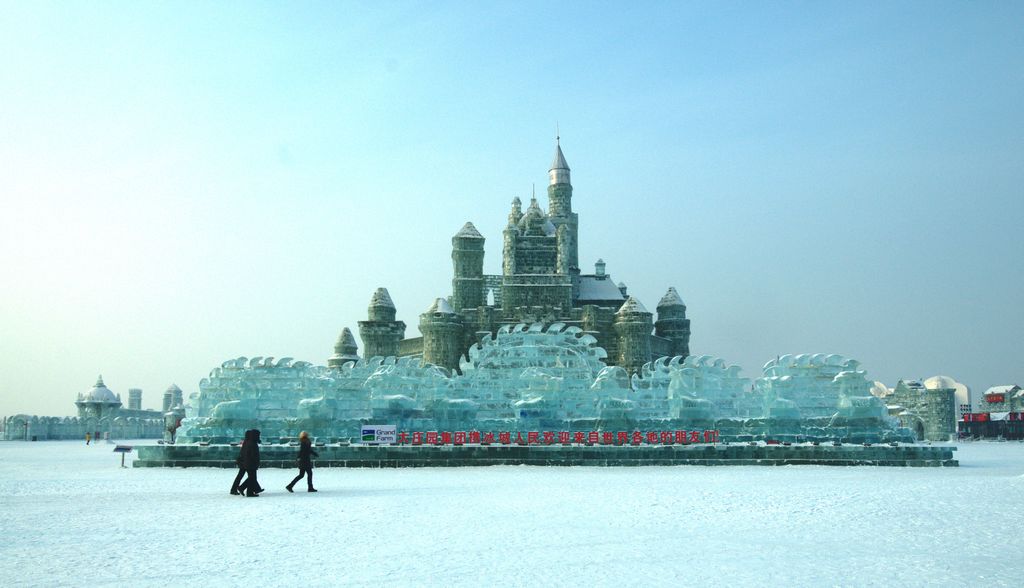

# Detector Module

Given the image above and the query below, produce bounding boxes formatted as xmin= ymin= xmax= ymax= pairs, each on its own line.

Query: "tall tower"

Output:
xmin=654 ymin=287 xmax=691 ymax=359
xmin=502 ymin=198 xmax=520 ymax=276
xmin=419 ymin=297 xmax=463 ymax=372
xmin=547 ymin=137 xmax=578 ymax=270
xmin=924 ymin=387 xmax=956 ymax=441
xmin=451 ymin=222 xmax=485 ymax=312
xmin=613 ymin=296 xmax=653 ymax=376
xmin=328 ymin=327 xmax=360 ymax=368
xmin=169 ymin=384 xmax=183 ymax=409
xmin=162 ymin=385 xmax=174 ymax=412
xmin=358 ymin=288 xmax=406 ymax=359
xmin=556 ymin=224 xmax=571 ymax=274
xmin=128 ymin=388 xmax=142 ymax=411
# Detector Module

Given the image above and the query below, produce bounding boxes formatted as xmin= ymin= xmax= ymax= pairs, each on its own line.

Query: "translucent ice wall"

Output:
xmin=754 ymin=354 xmax=871 ymax=418
xmin=460 ymin=322 xmax=609 ymax=428
xmin=176 ymin=332 xmax=914 ymax=443
xmin=178 ymin=356 xmax=374 ymax=442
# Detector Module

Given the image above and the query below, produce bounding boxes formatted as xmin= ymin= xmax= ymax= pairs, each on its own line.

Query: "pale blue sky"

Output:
xmin=1 ymin=1 xmax=1022 ymax=415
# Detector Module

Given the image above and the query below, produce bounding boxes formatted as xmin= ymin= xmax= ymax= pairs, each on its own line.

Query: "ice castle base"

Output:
xmin=134 ymin=443 xmax=958 ymax=468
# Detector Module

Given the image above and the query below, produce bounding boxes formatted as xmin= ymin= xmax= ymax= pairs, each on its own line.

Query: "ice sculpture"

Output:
xmin=744 ymin=355 xmax=902 ymax=441
xmin=177 ymin=325 xmax=915 ymax=444
xmin=178 ymin=356 xmax=358 ymax=442
xmin=756 ymin=354 xmax=872 ymax=417
xmin=459 ymin=322 xmax=609 ymax=429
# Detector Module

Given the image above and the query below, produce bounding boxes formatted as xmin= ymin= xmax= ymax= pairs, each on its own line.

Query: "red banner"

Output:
xmin=398 ymin=430 xmax=720 ymax=446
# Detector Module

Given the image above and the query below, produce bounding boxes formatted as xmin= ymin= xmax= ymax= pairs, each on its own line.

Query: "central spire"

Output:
xmin=549 ymin=135 xmax=570 ymax=186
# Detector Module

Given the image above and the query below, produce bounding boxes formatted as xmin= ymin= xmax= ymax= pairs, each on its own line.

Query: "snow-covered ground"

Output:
xmin=0 ymin=441 xmax=1021 ymax=587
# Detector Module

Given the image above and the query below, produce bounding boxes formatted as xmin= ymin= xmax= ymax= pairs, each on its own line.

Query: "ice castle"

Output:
xmin=173 ymin=140 xmax=924 ymax=447
xmin=351 ymin=139 xmax=686 ymax=375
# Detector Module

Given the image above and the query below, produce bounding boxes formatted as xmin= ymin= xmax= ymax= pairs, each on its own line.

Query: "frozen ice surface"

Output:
xmin=1 ymin=441 xmax=1022 ymax=587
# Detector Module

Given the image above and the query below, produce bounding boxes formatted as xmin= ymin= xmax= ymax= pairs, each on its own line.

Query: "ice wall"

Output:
xmin=177 ymin=327 xmax=914 ymax=443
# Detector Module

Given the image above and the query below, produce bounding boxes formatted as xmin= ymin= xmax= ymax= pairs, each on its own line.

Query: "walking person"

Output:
xmin=237 ymin=429 xmax=263 ymax=497
xmin=286 ymin=431 xmax=318 ymax=493
xmin=85 ymin=432 xmax=91 ymax=445
xmin=230 ymin=430 xmax=251 ymax=496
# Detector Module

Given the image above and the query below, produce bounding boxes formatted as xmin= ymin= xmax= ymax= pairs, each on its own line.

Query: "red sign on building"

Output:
xmin=399 ymin=430 xmax=720 ymax=447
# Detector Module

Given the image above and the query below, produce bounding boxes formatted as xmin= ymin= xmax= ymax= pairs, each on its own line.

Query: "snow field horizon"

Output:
xmin=1 ymin=440 xmax=1021 ymax=587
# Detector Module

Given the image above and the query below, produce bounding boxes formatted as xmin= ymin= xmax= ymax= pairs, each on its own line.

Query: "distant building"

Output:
xmin=922 ymin=375 xmax=973 ymax=421
xmin=878 ymin=379 xmax=956 ymax=441
xmin=977 ymin=385 xmax=1024 ymax=413
xmin=74 ymin=375 xmax=123 ymax=420
xmin=3 ymin=376 xmax=170 ymax=441
xmin=960 ymin=385 xmax=1024 ymax=439
xmin=128 ymin=388 xmax=142 ymax=410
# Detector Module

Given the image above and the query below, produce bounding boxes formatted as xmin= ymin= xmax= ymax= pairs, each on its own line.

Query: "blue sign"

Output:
xmin=360 ymin=425 xmax=397 ymax=444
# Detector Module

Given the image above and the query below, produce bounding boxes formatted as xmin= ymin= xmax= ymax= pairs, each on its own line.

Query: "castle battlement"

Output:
xmin=345 ymin=139 xmax=691 ymax=377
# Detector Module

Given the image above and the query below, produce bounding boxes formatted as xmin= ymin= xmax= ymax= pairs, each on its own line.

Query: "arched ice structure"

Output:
xmin=175 ymin=326 xmax=914 ymax=443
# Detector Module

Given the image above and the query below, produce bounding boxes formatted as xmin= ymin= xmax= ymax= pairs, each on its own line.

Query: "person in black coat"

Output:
xmin=237 ymin=429 xmax=263 ymax=497
xmin=229 ymin=430 xmax=250 ymax=496
xmin=286 ymin=431 xmax=318 ymax=493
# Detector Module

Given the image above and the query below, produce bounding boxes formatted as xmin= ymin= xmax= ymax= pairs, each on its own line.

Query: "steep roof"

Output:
xmin=337 ymin=327 xmax=358 ymax=347
xmin=369 ymin=287 xmax=396 ymax=309
xmin=454 ymin=221 xmax=483 ymax=239
xmin=615 ymin=296 xmax=650 ymax=315
xmin=332 ymin=327 xmax=360 ymax=361
xmin=550 ymin=143 xmax=570 ymax=171
xmin=656 ymin=287 xmax=685 ymax=309
xmin=425 ymin=297 xmax=456 ymax=315
xmin=577 ymin=276 xmax=626 ymax=302
xmin=333 ymin=327 xmax=358 ymax=355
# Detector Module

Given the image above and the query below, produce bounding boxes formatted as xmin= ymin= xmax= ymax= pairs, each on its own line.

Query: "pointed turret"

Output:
xmin=546 ymin=136 xmax=577 ymax=268
xmin=613 ymin=296 xmax=654 ymax=376
xmin=657 ymin=287 xmax=686 ymax=310
xmin=549 ymin=139 xmax=570 ymax=186
xmin=452 ymin=222 xmax=485 ymax=312
xmin=507 ymin=197 xmax=523 ymax=227
xmin=454 ymin=222 xmax=483 ymax=240
xmin=367 ymin=287 xmax=397 ymax=322
xmin=358 ymin=288 xmax=406 ymax=359
xmin=616 ymin=296 xmax=650 ymax=316
xmin=329 ymin=327 xmax=360 ymax=368
xmin=425 ymin=297 xmax=457 ymax=315
xmin=655 ymin=287 xmax=691 ymax=360
xmin=419 ymin=297 xmax=463 ymax=372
